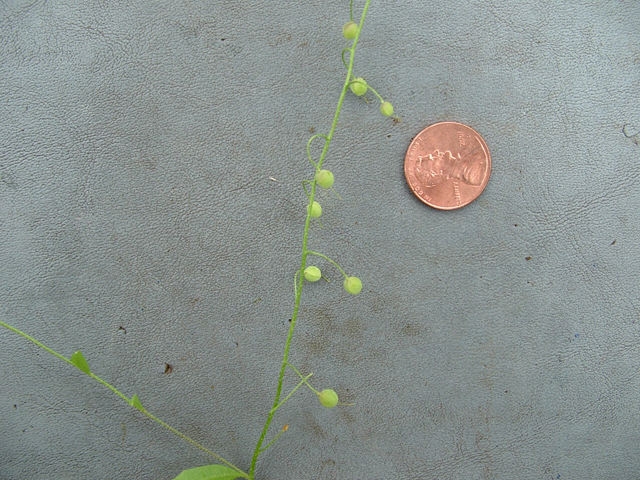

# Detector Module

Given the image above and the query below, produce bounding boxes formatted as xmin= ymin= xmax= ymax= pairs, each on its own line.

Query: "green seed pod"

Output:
xmin=343 ymin=276 xmax=362 ymax=295
xmin=350 ymin=78 xmax=368 ymax=96
xmin=308 ymin=201 xmax=322 ymax=218
xmin=315 ymin=170 xmax=335 ymax=189
xmin=318 ymin=389 xmax=339 ymax=408
xmin=380 ymin=101 xmax=394 ymax=117
xmin=304 ymin=266 xmax=322 ymax=282
xmin=342 ymin=21 xmax=359 ymax=40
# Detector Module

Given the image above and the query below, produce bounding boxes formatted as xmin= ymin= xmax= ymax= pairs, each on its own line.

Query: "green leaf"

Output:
xmin=172 ymin=464 xmax=243 ymax=480
xmin=70 ymin=351 xmax=90 ymax=374
xmin=129 ymin=394 xmax=145 ymax=412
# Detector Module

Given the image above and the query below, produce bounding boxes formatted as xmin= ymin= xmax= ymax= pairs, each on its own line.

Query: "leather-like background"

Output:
xmin=1 ymin=1 xmax=639 ymax=479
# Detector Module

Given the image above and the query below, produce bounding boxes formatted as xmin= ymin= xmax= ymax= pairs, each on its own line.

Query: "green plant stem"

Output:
xmin=248 ymin=1 xmax=372 ymax=478
xmin=0 ymin=320 xmax=249 ymax=479
xmin=294 ymin=269 xmax=302 ymax=296
xmin=307 ymin=134 xmax=329 ymax=167
xmin=143 ymin=410 xmax=249 ymax=478
xmin=348 ymin=77 xmax=385 ymax=103
xmin=258 ymin=427 xmax=286 ymax=454
xmin=269 ymin=373 xmax=313 ymax=415
xmin=305 ymin=250 xmax=348 ymax=278
xmin=286 ymin=362 xmax=319 ymax=395
xmin=302 ymin=180 xmax=312 ymax=197
xmin=0 ymin=320 xmax=73 ymax=365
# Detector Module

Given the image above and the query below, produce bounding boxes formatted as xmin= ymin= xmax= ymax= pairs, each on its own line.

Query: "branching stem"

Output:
xmin=0 ymin=2 xmax=377 ymax=479
xmin=286 ymin=362 xmax=320 ymax=395
xmin=0 ymin=320 xmax=249 ymax=479
xmin=248 ymin=1 xmax=372 ymax=477
xmin=305 ymin=250 xmax=348 ymax=278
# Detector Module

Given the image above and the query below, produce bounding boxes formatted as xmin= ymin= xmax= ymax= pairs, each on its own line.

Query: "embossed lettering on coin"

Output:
xmin=404 ymin=122 xmax=491 ymax=210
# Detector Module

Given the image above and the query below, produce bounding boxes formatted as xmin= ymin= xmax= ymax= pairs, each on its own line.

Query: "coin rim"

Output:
xmin=404 ymin=121 xmax=491 ymax=210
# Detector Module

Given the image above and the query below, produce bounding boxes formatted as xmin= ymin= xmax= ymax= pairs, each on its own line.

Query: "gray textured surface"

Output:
xmin=1 ymin=1 xmax=639 ymax=479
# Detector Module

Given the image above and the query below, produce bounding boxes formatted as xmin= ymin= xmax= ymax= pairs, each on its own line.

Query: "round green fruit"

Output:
xmin=304 ymin=266 xmax=322 ymax=282
xmin=350 ymin=78 xmax=367 ymax=96
xmin=308 ymin=201 xmax=322 ymax=218
xmin=319 ymin=389 xmax=339 ymax=408
xmin=343 ymin=276 xmax=362 ymax=295
xmin=380 ymin=101 xmax=394 ymax=117
xmin=315 ymin=170 xmax=335 ymax=189
xmin=342 ymin=22 xmax=359 ymax=40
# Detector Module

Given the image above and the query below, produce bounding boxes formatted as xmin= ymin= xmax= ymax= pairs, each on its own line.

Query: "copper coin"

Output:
xmin=404 ymin=122 xmax=491 ymax=210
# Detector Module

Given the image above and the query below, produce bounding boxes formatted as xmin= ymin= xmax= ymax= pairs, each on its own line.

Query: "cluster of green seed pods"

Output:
xmin=305 ymin=169 xmax=335 ymax=222
xmin=293 ymin=12 xmax=395 ymax=417
xmin=343 ymin=22 xmax=394 ymax=118
xmin=304 ymin=265 xmax=362 ymax=296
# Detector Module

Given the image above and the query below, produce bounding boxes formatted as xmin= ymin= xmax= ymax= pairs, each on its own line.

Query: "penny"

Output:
xmin=404 ymin=122 xmax=491 ymax=210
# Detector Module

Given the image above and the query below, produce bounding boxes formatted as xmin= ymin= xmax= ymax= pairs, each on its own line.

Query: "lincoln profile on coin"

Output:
xmin=414 ymin=149 xmax=485 ymax=188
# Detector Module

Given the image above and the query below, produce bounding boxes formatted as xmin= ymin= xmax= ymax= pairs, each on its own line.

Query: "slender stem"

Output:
xmin=143 ymin=410 xmax=249 ymax=478
xmin=258 ymin=428 xmax=286 ymax=454
xmin=341 ymin=48 xmax=351 ymax=69
xmin=286 ymin=363 xmax=320 ymax=395
xmin=269 ymin=373 xmax=313 ymax=415
xmin=307 ymin=134 xmax=328 ymax=167
xmin=249 ymin=1 xmax=372 ymax=477
xmin=305 ymin=250 xmax=348 ymax=278
xmin=302 ymin=180 xmax=312 ymax=197
xmin=294 ymin=269 xmax=302 ymax=296
xmin=0 ymin=321 xmax=71 ymax=365
xmin=88 ymin=372 xmax=133 ymax=404
xmin=0 ymin=321 xmax=249 ymax=479
xmin=361 ymin=83 xmax=385 ymax=103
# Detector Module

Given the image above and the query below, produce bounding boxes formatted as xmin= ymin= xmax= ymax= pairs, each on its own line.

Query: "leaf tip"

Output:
xmin=70 ymin=350 xmax=90 ymax=374
xmin=129 ymin=394 xmax=145 ymax=412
